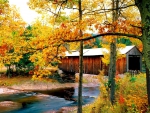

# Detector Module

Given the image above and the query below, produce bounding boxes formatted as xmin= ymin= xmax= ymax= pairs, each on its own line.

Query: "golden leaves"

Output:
xmin=32 ymin=69 xmax=52 ymax=81
xmin=0 ymin=2 xmax=26 ymax=65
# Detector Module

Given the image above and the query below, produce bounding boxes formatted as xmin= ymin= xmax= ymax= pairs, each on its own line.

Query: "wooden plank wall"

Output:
xmin=116 ymin=57 xmax=126 ymax=74
xmin=59 ymin=56 xmax=103 ymax=75
xmin=59 ymin=56 xmax=127 ymax=75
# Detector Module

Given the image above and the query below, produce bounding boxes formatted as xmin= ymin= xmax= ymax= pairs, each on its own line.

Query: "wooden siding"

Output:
xmin=59 ymin=56 xmax=127 ymax=75
xmin=116 ymin=57 xmax=126 ymax=74
xmin=59 ymin=56 xmax=104 ymax=75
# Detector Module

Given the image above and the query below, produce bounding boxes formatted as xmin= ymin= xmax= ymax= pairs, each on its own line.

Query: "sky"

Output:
xmin=9 ymin=0 xmax=40 ymax=25
xmin=9 ymin=0 xmax=73 ymax=25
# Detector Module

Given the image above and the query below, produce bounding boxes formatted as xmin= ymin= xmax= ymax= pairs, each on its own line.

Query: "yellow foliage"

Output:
xmin=32 ymin=68 xmax=55 ymax=81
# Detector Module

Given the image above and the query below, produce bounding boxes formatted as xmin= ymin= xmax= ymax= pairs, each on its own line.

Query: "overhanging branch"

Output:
xmin=64 ymin=32 xmax=142 ymax=42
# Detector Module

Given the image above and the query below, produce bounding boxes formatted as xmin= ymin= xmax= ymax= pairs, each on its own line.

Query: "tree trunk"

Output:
xmin=146 ymin=67 xmax=150 ymax=104
xmin=6 ymin=65 xmax=12 ymax=78
xmin=78 ymin=41 xmax=83 ymax=113
xmin=109 ymin=42 xmax=116 ymax=104
xmin=108 ymin=0 xmax=119 ymax=104
xmin=77 ymin=0 xmax=83 ymax=112
xmin=136 ymin=0 xmax=150 ymax=105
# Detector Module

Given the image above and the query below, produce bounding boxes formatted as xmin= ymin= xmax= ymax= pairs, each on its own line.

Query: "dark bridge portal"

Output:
xmin=129 ymin=55 xmax=140 ymax=70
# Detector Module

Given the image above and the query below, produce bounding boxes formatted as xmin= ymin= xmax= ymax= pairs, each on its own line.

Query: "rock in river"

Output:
xmin=0 ymin=101 xmax=22 ymax=113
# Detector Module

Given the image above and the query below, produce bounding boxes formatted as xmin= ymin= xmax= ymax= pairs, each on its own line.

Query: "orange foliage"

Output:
xmin=0 ymin=44 xmax=8 ymax=56
xmin=97 ymin=18 xmax=142 ymax=36
xmin=119 ymin=94 xmax=125 ymax=104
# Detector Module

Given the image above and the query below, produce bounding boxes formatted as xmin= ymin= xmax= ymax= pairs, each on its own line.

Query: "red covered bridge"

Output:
xmin=59 ymin=45 xmax=142 ymax=75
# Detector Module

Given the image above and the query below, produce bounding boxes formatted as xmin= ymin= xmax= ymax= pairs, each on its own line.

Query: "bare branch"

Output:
xmin=51 ymin=44 xmax=61 ymax=62
xmin=64 ymin=7 xmax=78 ymax=10
xmin=83 ymin=4 xmax=136 ymax=15
xmin=46 ymin=8 xmax=58 ymax=16
xmin=102 ymin=3 xmax=108 ymax=20
xmin=63 ymin=32 xmax=142 ymax=42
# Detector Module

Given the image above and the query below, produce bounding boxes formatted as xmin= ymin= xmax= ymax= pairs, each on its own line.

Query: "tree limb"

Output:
xmin=83 ymin=4 xmax=136 ymax=15
xmin=63 ymin=32 xmax=142 ymax=42
xmin=130 ymin=24 xmax=142 ymax=29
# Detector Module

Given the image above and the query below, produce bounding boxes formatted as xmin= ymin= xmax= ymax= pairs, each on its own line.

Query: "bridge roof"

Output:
xmin=65 ymin=45 xmax=135 ymax=56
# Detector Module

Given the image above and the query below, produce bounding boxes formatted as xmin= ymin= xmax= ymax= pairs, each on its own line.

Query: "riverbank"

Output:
xmin=0 ymin=74 xmax=99 ymax=93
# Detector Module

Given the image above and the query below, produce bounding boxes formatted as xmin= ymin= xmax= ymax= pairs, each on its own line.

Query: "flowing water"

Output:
xmin=0 ymin=86 xmax=99 ymax=113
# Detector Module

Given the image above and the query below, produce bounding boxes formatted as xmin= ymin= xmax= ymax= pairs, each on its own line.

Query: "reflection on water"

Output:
xmin=0 ymin=86 xmax=99 ymax=113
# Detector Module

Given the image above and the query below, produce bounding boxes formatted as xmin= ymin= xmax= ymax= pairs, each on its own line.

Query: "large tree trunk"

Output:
xmin=136 ymin=0 xmax=150 ymax=105
xmin=146 ymin=67 xmax=150 ymax=104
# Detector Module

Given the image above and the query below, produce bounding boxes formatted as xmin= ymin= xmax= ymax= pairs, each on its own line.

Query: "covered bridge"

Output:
xmin=59 ymin=45 xmax=142 ymax=75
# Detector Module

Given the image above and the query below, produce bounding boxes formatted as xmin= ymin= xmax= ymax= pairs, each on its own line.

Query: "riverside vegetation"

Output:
xmin=81 ymin=71 xmax=148 ymax=113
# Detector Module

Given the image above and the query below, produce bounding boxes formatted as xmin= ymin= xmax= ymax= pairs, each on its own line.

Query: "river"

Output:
xmin=0 ymin=86 xmax=99 ymax=113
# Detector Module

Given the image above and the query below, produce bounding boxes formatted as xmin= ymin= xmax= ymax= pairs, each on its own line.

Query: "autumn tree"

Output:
xmin=106 ymin=0 xmax=118 ymax=104
xmin=101 ymin=0 xmax=142 ymax=105
xmin=0 ymin=0 xmax=26 ymax=77
xmin=135 ymin=0 xmax=150 ymax=105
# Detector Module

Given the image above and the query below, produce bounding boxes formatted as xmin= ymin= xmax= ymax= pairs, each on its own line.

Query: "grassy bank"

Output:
xmin=0 ymin=76 xmax=32 ymax=86
xmin=82 ymin=72 xmax=148 ymax=113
